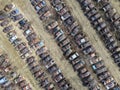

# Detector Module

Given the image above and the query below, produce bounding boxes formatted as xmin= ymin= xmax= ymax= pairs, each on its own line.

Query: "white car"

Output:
xmin=69 ymin=52 xmax=79 ymax=61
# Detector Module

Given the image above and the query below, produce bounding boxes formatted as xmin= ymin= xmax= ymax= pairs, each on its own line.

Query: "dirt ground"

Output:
xmin=110 ymin=0 xmax=120 ymax=14
xmin=0 ymin=0 xmax=87 ymax=90
xmin=64 ymin=0 xmax=120 ymax=86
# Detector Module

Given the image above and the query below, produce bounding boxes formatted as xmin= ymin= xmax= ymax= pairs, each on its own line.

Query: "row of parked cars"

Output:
xmin=0 ymin=4 xmax=55 ymax=90
xmin=0 ymin=70 xmax=16 ymax=90
xmin=18 ymin=19 xmax=40 ymax=49
xmin=48 ymin=0 xmax=120 ymax=89
xmin=1 ymin=21 xmax=30 ymax=59
xmin=94 ymin=0 xmax=120 ymax=65
xmin=4 ymin=4 xmax=23 ymax=21
xmin=0 ymin=54 xmax=11 ymax=72
xmin=5 ymin=3 xmax=73 ymax=90
xmin=47 ymin=21 xmax=100 ymax=90
xmin=0 ymin=53 xmax=32 ymax=90
xmin=95 ymin=0 xmax=120 ymax=32
xmin=14 ymin=75 xmax=32 ymax=90
xmin=29 ymin=0 xmax=100 ymax=89
xmin=77 ymin=0 xmax=120 ymax=67
xmin=26 ymin=56 xmax=54 ymax=89
xmin=0 ymin=5 xmax=30 ymax=59
xmin=36 ymin=43 xmax=72 ymax=90
xmin=0 ymin=54 xmax=16 ymax=90
xmin=30 ymin=0 xmax=52 ymax=20
xmin=18 ymin=18 xmax=72 ymax=90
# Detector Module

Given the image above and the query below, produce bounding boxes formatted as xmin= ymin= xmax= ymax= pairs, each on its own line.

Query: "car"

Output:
xmin=53 ymin=73 xmax=64 ymax=83
xmin=0 ymin=19 xmax=10 ymax=27
xmin=82 ymin=45 xmax=95 ymax=55
xmin=12 ymin=14 xmax=23 ymax=21
xmin=3 ymin=25 xmax=13 ymax=33
xmin=68 ymin=52 xmax=79 ymax=61
xmin=10 ymin=8 xmax=19 ymax=16
xmin=61 ymin=12 xmax=71 ymax=21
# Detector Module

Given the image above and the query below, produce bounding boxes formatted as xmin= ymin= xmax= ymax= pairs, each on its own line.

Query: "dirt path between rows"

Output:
xmin=110 ymin=0 xmax=120 ymax=14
